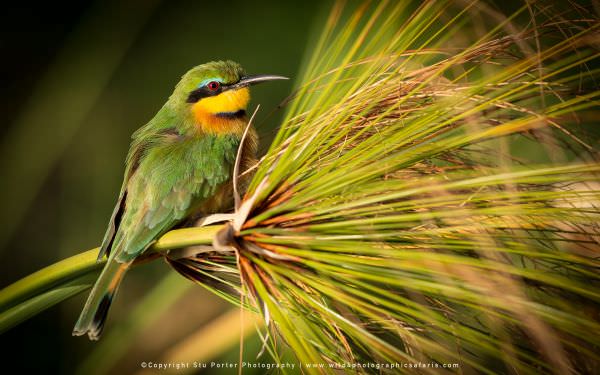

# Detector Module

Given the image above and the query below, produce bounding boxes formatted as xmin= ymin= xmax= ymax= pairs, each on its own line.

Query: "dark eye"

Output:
xmin=207 ymin=81 xmax=220 ymax=91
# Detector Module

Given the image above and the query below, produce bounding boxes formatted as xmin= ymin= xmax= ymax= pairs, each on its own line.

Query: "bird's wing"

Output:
xmin=96 ymin=143 xmax=142 ymax=261
xmin=97 ymin=105 xmax=180 ymax=261
xmin=109 ymin=134 xmax=239 ymax=264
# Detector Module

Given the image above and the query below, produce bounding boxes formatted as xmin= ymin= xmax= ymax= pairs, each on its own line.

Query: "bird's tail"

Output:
xmin=72 ymin=259 xmax=129 ymax=340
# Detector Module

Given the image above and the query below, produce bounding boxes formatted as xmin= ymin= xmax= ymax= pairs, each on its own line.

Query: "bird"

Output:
xmin=72 ymin=60 xmax=287 ymax=340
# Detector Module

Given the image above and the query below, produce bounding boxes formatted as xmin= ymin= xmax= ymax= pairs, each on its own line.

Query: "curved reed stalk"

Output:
xmin=0 ymin=225 xmax=222 ymax=333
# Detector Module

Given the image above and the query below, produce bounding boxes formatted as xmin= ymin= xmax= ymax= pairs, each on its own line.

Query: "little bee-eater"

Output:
xmin=73 ymin=61 xmax=287 ymax=340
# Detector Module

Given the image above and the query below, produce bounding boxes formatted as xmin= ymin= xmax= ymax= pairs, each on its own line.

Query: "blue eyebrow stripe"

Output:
xmin=197 ymin=78 xmax=223 ymax=88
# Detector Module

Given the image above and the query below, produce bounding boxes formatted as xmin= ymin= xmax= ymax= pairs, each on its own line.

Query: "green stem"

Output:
xmin=0 ymin=224 xmax=222 ymax=333
xmin=0 ymin=248 xmax=102 ymax=312
xmin=0 ymin=273 xmax=98 ymax=335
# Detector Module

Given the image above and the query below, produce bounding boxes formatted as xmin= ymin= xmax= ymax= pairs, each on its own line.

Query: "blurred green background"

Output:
xmin=4 ymin=0 xmax=594 ymax=373
xmin=0 ymin=0 xmax=323 ymax=373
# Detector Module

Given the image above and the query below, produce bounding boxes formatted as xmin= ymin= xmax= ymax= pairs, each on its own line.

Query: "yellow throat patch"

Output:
xmin=191 ymin=87 xmax=250 ymax=134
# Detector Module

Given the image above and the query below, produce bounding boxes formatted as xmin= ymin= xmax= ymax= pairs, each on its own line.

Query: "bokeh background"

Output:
xmin=0 ymin=0 xmax=323 ymax=373
xmin=3 ymin=0 xmax=595 ymax=374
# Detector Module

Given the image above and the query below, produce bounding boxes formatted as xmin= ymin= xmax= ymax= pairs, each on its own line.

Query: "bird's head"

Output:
xmin=175 ymin=61 xmax=287 ymax=134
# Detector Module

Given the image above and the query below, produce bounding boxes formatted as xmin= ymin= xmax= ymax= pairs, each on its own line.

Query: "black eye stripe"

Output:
xmin=186 ymin=85 xmax=223 ymax=103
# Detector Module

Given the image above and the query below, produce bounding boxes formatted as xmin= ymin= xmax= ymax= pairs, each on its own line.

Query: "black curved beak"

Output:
xmin=226 ymin=74 xmax=288 ymax=91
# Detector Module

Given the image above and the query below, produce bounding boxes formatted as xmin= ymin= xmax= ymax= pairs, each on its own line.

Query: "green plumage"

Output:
xmin=73 ymin=61 xmax=258 ymax=340
xmin=114 ymin=134 xmax=240 ymax=262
